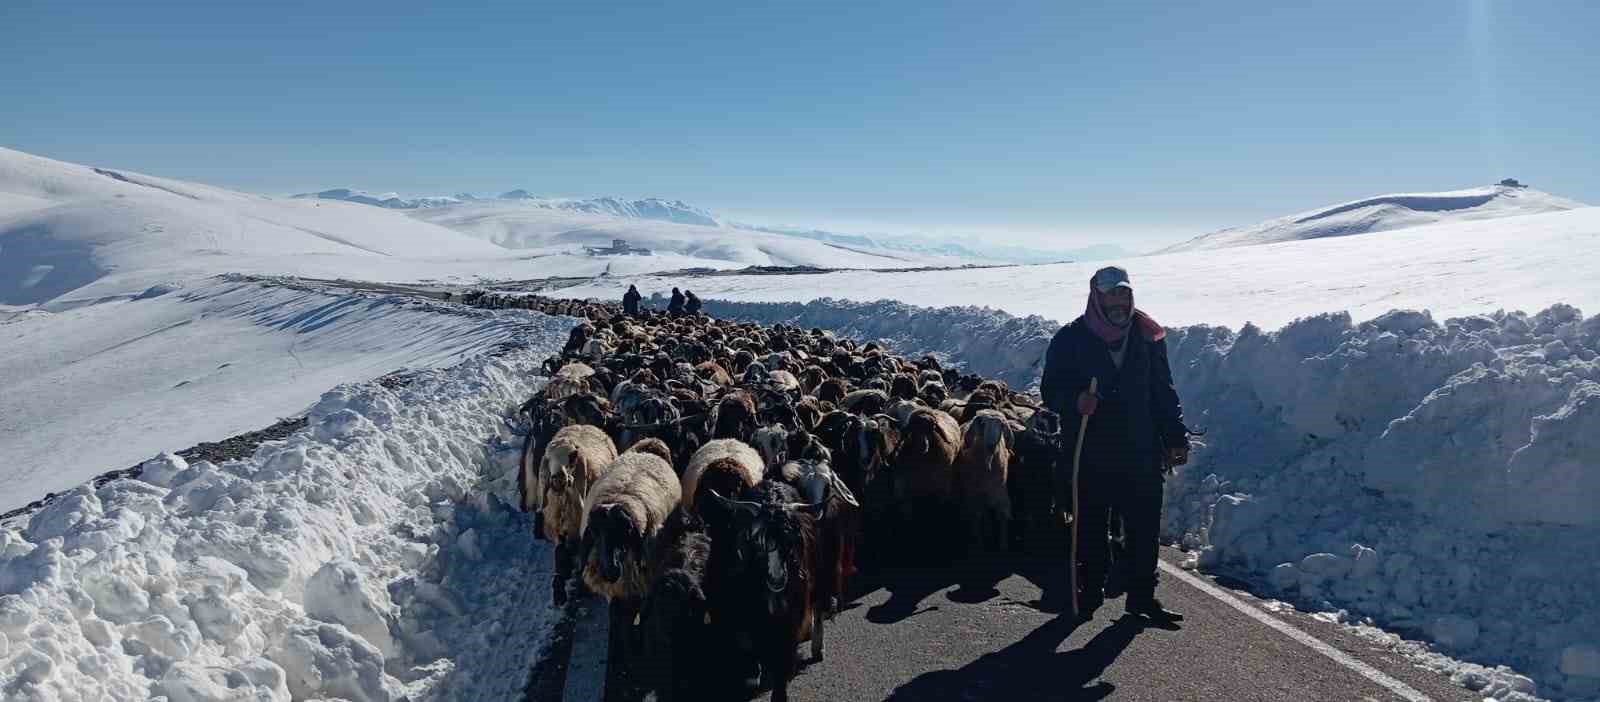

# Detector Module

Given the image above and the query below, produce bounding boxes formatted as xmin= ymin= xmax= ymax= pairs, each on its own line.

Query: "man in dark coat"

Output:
xmin=684 ymin=289 xmax=702 ymax=316
xmin=668 ymin=287 xmax=686 ymax=316
xmin=622 ymin=284 xmax=642 ymax=316
xmin=1040 ymin=266 xmax=1188 ymax=622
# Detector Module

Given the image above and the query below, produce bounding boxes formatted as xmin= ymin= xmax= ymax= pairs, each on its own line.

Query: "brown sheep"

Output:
xmin=535 ymin=425 xmax=619 ymax=605
xmin=709 ymin=389 xmax=757 ymax=442
xmin=893 ymin=407 xmax=961 ymax=522
xmin=955 ymin=409 xmax=1015 ymax=553
xmin=680 ymin=439 xmax=764 ymax=515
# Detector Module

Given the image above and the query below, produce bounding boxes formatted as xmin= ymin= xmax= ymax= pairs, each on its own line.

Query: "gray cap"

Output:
xmin=1091 ymin=266 xmax=1132 ymax=293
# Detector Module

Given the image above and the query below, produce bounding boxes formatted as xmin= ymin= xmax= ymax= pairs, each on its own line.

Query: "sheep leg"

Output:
xmin=551 ymin=539 xmax=573 ymax=606
xmin=811 ymin=608 xmax=825 ymax=661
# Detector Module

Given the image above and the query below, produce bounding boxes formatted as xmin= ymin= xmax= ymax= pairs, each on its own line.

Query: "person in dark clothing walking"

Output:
xmin=1040 ymin=266 xmax=1189 ymax=622
xmin=622 ymin=284 xmax=642 ymax=316
xmin=667 ymin=287 xmax=686 ymax=316
xmin=683 ymin=289 xmax=702 ymax=316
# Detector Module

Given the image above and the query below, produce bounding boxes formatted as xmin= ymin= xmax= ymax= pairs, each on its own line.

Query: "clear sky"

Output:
xmin=3 ymin=0 xmax=1596 ymax=248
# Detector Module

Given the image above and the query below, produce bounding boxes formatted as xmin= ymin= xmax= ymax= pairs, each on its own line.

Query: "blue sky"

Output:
xmin=3 ymin=0 xmax=1596 ymax=247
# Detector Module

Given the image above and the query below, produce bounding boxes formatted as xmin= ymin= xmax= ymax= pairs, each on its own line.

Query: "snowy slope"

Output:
xmin=0 ymin=147 xmax=546 ymax=307
xmin=1161 ymin=184 xmax=1586 ymax=252
xmin=0 ymin=277 xmax=559 ymax=513
xmin=546 ymin=206 xmax=1600 ymax=332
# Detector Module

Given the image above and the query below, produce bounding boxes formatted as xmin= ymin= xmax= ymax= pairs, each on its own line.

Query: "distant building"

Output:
xmin=583 ymin=238 xmax=652 ymax=256
xmin=1500 ymin=178 xmax=1526 ymax=188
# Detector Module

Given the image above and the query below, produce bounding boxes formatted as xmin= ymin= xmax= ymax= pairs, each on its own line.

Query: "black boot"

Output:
xmin=1126 ymin=594 xmax=1183 ymax=622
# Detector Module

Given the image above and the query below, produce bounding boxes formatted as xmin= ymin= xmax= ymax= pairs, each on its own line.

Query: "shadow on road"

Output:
xmin=882 ymin=615 xmax=1153 ymax=702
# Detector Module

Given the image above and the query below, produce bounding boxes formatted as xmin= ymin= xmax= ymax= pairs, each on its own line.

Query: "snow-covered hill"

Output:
xmin=0 ymin=148 xmax=965 ymax=310
xmin=1161 ymin=183 xmax=1586 ymax=253
xmin=405 ymin=202 xmax=972 ymax=269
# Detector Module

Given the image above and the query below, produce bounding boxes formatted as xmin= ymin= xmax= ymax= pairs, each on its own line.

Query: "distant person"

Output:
xmin=668 ymin=287 xmax=685 ymax=316
xmin=1041 ymin=265 xmax=1189 ymax=623
xmin=622 ymin=284 xmax=641 ymax=316
xmin=683 ymin=289 xmax=702 ymax=316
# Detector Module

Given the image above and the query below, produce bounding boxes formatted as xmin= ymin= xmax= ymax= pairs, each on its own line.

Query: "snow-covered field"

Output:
xmin=543 ymin=204 xmax=1600 ymax=333
xmin=0 ymin=310 xmax=570 ymax=700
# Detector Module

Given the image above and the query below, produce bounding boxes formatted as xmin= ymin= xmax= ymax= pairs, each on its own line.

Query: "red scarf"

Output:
xmin=1085 ymin=287 xmax=1165 ymax=344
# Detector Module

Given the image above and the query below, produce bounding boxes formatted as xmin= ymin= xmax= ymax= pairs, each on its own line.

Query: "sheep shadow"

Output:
xmin=860 ymin=551 xmax=1020 ymax=624
xmin=882 ymin=614 xmax=1152 ymax=702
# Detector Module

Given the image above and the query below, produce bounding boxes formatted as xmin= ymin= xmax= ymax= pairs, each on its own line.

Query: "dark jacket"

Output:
xmin=623 ymin=287 xmax=641 ymax=314
xmin=684 ymin=292 xmax=702 ymax=315
xmin=668 ymin=290 xmax=686 ymax=315
xmin=1040 ymin=317 xmax=1185 ymax=476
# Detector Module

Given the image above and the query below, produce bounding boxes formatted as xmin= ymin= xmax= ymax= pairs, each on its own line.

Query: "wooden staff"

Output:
xmin=1069 ymin=376 xmax=1098 ymax=617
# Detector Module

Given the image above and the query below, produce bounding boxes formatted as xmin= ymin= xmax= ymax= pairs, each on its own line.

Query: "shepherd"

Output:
xmin=623 ymin=284 xmax=642 ymax=316
xmin=1040 ymin=265 xmax=1189 ymax=623
xmin=668 ymin=287 xmax=686 ymax=316
xmin=684 ymin=289 xmax=702 ymax=316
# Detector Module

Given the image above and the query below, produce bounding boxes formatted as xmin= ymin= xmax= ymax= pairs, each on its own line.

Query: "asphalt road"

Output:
xmin=746 ymin=548 xmax=1470 ymax=702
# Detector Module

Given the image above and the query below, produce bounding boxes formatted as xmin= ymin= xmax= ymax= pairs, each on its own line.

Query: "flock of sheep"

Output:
xmin=461 ymin=290 xmax=1068 ymax=702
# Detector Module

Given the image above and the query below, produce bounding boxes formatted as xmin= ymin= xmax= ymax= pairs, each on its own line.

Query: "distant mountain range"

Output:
xmin=1159 ymin=181 xmax=1587 ymax=253
xmin=291 ymin=189 xmax=720 ymax=226
xmin=291 ymin=188 xmax=1128 ymax=264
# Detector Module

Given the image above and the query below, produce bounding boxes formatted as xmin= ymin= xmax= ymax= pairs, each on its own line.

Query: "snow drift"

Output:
xmin=1161 ymin=183 xmax=1585 ymax=252
xmin=0 ymin=313 xmax=570 ymax=700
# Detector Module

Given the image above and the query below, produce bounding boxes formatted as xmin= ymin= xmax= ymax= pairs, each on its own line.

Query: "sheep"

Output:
xmin=534 ymin=425 xmax=618 ymax=605
xmin=841 ymin=388 xmax=890 ymax=416
xmin=751 ymin=423 xmax=789 ymax=470
xmin=891 ymin=407 xmax=962 ymax=554
xmin=955 ymin=409 xmax=1015 ymax=553
xmin=579 ymin=450 xmax=682 ymax=676
xmin=709 ymin=389 xmax=758 ymax=442
xmin=1010 ymin=408 xmax=1063 ymax=553
xmin=547 ymin=362 xmax=595 ymax=401
xmin=680 ymin=439 xmax=764 ymax=516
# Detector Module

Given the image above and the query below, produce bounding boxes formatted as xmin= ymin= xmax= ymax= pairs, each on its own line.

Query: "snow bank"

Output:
xmin=1165 ymin=306 xmax=1600 ymax=700
xmin=0 ymin=316 xmax=572 ymax=700
xmin=0 ymin=277 xmax=560 ymax=512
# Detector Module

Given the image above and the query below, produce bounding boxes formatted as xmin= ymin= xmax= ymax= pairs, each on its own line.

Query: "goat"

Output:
xmin=702 ymin=483 xmax=823 ymax=702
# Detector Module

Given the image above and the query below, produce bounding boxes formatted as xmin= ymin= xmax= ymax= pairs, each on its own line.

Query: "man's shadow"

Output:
xmin=882 ymin=614 xmax=1154 ymax=702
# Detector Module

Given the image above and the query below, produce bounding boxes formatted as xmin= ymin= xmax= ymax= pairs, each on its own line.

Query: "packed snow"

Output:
xmin=546 ymin=203 xmax=1600 ymax=333
xmin=0 ymin=309 xmax=570 ymax=700
xmin=1160 ymin=183 xmax=1586 ymax=252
